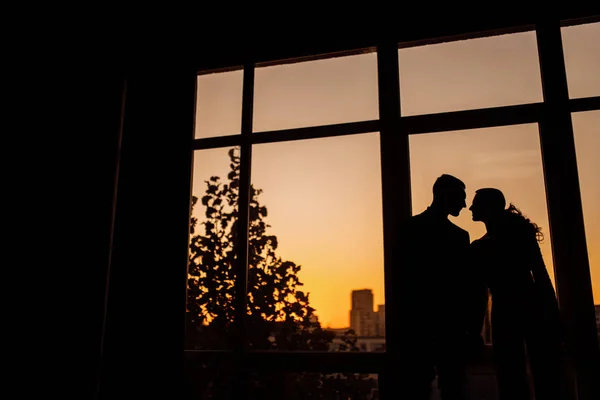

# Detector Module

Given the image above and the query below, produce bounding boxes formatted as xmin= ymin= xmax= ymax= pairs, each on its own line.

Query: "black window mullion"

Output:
xmin=192 ymin=134 xmax=242 ymax=150
xmin=536 ymin=18 xmax=600 ymax=400
xmin=570 ymin=96 xmax=600 ymax=113
xmin=233 ymin=62 xmax=255 ymax=399
xmin=377 ymin=41 xmax=411 ymax=400
xmin=402 ymin=103 xmax=542 ymax=135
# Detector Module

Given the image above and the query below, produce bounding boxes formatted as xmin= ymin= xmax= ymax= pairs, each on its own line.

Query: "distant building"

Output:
xmin=376 ymin=304 xmax=385 ymax=337
xmin=351 ymin=289 xmax=374 ymax=311
xmin=350 ymin=289 xmax=378 ymax=337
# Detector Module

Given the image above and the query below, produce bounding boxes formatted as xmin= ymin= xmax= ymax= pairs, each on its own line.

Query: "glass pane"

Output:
xmin=248 ymin=133 xmax=385 ymax=351
xmin=186 ymin=147 xmax=240 ymax=349
xmin=572 ymin=111 xmax=600 ymax=305
xmin=562 ymin=22 xmax=600 ymax=99
xmin=409 ymin=124 xmax=555 ymax=285
xmin=248 ymin=372 xmax=379 ymax=399
xmin=195 ymin=70 xmax=243 ymax=138
xmin=409 ymin=124 xmax=555 ymax=398
xmin=253 ymin=52 xmax=379 ymax=131
xmin=399 ymin=31 xmax=543 ymax=116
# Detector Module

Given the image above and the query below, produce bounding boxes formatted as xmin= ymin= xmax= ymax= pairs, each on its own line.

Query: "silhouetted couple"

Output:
xmin=394 ymin=174 xmax=564 ymax=400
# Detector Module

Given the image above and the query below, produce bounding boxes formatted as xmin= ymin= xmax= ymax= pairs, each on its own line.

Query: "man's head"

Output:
xmin=432 ymin=174 xmax=467 ymax=217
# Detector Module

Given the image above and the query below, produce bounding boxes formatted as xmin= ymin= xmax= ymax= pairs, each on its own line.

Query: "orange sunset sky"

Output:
xmin=191 ymin=24 xmax=599 ymax=329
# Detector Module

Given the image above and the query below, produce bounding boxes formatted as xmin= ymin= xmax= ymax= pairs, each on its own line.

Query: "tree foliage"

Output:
xmin=185 ymin=148 xmax=377 ymax=398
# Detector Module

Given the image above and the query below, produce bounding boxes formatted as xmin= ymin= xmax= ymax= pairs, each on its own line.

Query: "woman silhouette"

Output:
xmin=469 ymin=188 xmax=565 ymax=400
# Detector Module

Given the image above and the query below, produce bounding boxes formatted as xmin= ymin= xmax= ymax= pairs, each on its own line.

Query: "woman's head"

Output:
xmin=470 ymin=187 xmax=543 ymax=241
xmin=469 ymin=188 xmax=506 ymax=222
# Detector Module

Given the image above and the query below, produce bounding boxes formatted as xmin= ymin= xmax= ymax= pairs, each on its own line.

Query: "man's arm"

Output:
xmin=462 ymin=236 xmax=489 ymax=337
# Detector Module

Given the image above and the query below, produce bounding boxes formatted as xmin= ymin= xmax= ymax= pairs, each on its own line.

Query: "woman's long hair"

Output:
xmin=504 ymin=203 xmax=544 ymax=242
xmin=475 ymin=188 xmax=544 ymax=242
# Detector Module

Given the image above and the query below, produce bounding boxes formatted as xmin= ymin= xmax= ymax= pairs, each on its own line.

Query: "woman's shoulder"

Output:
xmin=470 ymin=235 xmax=493 ymax=254
xmin=469 ymin=235 xmax=494 ymax=261
xmin=471 ymin=234 xmax=490 ymax=246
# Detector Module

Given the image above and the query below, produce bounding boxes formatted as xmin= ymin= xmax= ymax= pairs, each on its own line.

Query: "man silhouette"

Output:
xmin=394 ymin=174 xmax=482 ymax=400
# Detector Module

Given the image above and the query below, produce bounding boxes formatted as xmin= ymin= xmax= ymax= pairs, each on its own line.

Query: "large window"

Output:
xmin=184 ymin=18 xmax=600 ymax=399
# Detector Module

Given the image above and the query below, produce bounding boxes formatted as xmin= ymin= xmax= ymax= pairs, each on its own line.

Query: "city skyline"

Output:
xmin=192 ymin=23 xmax=599 ymax=329
xmin=349 ymin=289 xmax=385 ymax=337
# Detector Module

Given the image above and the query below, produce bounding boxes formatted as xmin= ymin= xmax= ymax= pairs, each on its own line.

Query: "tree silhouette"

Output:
xmin=186 ymin=148 xmax=377 ymax=398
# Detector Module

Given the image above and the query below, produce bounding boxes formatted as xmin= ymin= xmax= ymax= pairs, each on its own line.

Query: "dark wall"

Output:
xmin=97 ymin=69 xmax=196 ymax=398
xmin=185 ymin=13 xmax=594 ymax=71
xmin=38 ymin=65 xmax=128 ymax=398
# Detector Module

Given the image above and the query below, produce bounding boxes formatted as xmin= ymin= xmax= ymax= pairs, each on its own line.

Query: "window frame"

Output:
xmin=186 ymin=17 xmax=600 ymax=399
